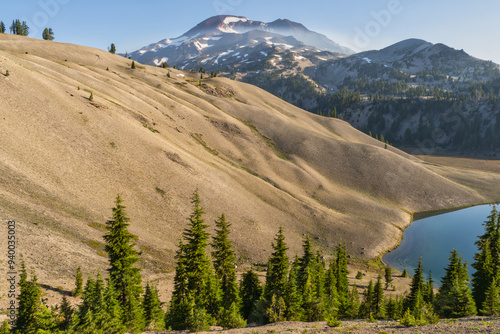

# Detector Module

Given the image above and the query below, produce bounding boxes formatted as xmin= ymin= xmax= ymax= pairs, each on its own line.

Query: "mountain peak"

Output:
xmin=185 ymin=15 xmax=260 ymax=36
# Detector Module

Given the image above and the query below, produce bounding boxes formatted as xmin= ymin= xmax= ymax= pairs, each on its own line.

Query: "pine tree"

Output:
xmin=360 ymin=280 xmax=374 ymax=318
xmin=402 ymin=268 xmax=409 ymax=277
xmin=481 ymin=276 xmax=500 ymax=316
xmin=42 ymin=28 xmax=54 ymax=40
xmin=102 ymin=277 xmax=126 ymax=334
xmin=103 ymin=195 xmax=144 ymax=331
xmin=426 ymin=271 xmax=434 ymax=304
xmin=143 ymin=282 xmax=165 ymax=330
xmin=384 ymin=267 xmax=393 ymax=289
xmin=21 ymin=21 xmax=29 ymax=36
xmin=89 ymin=92 xmax=94 ymax=101
xmin=373 ymin=275 xmax=386 ymax=319
xmin=59 ymin=295 xmax=74 ymax=331
xmin=435 ymin=249 xmax=477 ymax=317
xmin=403 ymin=257 xmax=425 ymax=312
xmin=472 ymin=206 xmax=500 ymax=311
xmin=109 ymin=43 xmax=116 ymax=54
xmin=323 ymin=262 xmax=339 ymax=316
xmin=264 ymin=227 xmax=289 ymax=303
xmin=73 ymin=266 xmax=83 ymax=297
xmin=131 ymin=61 xmax=136 ymax=69
xmin=77 ymin=273 xmax=97 ymax=333
xmin=219 ymin=302 xmax=247 ymax=329
xmin=285 ymin=261 xmax=303 ymax=321
xmin=240 ymin=269 xmax=262 ymax=320
xmin=16 ymin=258 xmax=42 ymax=334
xmin=334 ymin=243 xmax=350 ymax=317
xmin=0 ymin=21 xmax=5 ymax=34
xmin=345 ymin=284 xmax=360 ymax=319
xmin=212 ymin=213 xmax=240 ymax=309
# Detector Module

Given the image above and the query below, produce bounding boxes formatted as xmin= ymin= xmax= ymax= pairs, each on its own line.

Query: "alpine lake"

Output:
xmin=382 ymin=204 xmax=497 ymax=284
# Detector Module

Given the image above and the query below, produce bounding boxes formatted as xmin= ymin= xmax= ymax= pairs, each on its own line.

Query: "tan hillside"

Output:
xmin=0 ymin=34 xmax=499 ymax=298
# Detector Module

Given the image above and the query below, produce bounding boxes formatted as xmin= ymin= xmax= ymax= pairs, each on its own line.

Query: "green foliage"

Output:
xmin=355 ymin=271 xmax=363 ymax=279
xmin=403 ymin=257 xmax=425 ymax=312
xmin=373 ymin=275 xmax=386 ymax=319
xmin=264 ymin=227 xmax=289 ymax=302
xmin=143 ymin=283 xmax=165 ymax=330
xmin=402 ymin=268 xmax=408 ymax=277
xmin=187 ymin=307 xmax=212 ymax=332
xmin=103 ymin=195 xmax=144 ymax=331
xmin=5 ymin=70 xmax=9 ymax=77
xmin=480 ymin=276 xmax=500 ymax=316
xmin=212 ymin=213 xmax=241 ymax=309
xmin=109 ymin=43 xmax=116 ymax=54
xmin=219 ymin=302 xmax=247 ymax=329
xmin=73 ymin=267 xmax=83 ymax=297
xmin=240 ymin=269 xmax=263 ymax=320
xmin=89 ymin=92 xmax=94 ymax=101
xmin=16 ymin=258 xmax=43 ymax=334
xmin=334 ymin=243 xmax=350 ymax=317
xmin=326 ymin=315 xmax=342 ymax=327
xmin=384 ymin=267 xmax=392 ymax=289
xmin=434 ymin=249 xmax=477 ymax=317
xmin=131 ymin=61 xmax=136 ymax=69
xmin=10 ymin=19 xmax=29 ymax=36
xmin=267 ymin=294 xmax=286 ymax=323
xmin=399 ymin=309 xmax=417 ymax=327
xmin=0 ymin=320 xmax=10 ymax=334
xmin=42 ymin=28 xmax=54 ymax=41
xmin=0 ymin=21 xmax=5 ymax=34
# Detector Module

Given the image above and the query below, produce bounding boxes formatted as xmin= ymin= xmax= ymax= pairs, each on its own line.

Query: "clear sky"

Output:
xmin=2 ymin=0 xmax=500 ymax=63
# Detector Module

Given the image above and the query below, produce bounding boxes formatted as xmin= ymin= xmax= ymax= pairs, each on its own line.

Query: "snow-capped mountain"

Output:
xmin=129 ymin=15 xmax=353 ymax=68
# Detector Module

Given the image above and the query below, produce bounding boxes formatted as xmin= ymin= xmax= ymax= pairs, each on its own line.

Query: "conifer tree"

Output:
xmin=15 ymin=258 xmax=42 ymax=334
xmin=73 ymin=266 xmax=83 ymax=297
xmin=334 ymin=243 xmax=350 ymax=317
xmin=102 ymin=277 xmax=126 ymax=334
xmin=472 ymin=207 xmax=500 ymax=311
xmin=42 ymin=27 xmax=54 ymax=40
xmin=323 ymin=262 xmax=339 ymax=316
xmin=212 ymin=213 xmax=240 ymax=309
xmin=0 ymin=22 xmax=5 ymax=34
xmin=384 ymin=267 xmax=393 ymax=289
xmin=403 ymin=257 xmax=425 ymax=312
xmin=284 ymin=261 xmax=303 ymax=321
xmin=373 ymin=275 xmax=386 ymax=319
xmin=103 ymin=195 xmax=144 ymax=331
xmin=59 ymin=295 xmax=74 ymax=331
xmin=345 ymin=284 xmax=360 ymax=319
xmin=481 ymin=276 xmax=500 ymax=316
xmin=109 ymin=43 xmax=116 ymax=54
xmin=77 ymin=273 xmax=97 ymax=333
xmin=240 ymin=269 xmax=262 ymax=320
xmin=426 ymin=271 xmax=434 ymax=304
xmin=360 ymin=280 xmax=374 ymax=318
xmin=434 ymin=249 xmax=477 ymax=317
xmin=264 ymin=227 xmax=289 ymax=301
xmin=143 ymin=283 xmax=165 ymax=330
xmin=131 ymin=61 xmax=136 ymax=69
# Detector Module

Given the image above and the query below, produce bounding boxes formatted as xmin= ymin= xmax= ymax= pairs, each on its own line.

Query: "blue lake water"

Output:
xmin=382 ymin=204 xmax=496 ymax=284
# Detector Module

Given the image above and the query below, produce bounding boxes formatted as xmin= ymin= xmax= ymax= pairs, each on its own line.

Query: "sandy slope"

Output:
xmin=0 ymin=34 xmax=499 ymax=304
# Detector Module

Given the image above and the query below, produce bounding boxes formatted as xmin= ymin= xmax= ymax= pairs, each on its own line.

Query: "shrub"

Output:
xmin=356 ymin=271 xmax=363 ymax=279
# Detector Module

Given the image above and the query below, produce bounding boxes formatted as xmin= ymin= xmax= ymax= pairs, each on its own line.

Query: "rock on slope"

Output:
xmin=0 ymin=34 xmax=492 ymax=293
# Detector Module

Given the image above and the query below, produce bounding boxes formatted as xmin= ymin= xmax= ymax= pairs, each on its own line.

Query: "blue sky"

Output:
xmin=2 ymin=0 xmax=500 ymax=63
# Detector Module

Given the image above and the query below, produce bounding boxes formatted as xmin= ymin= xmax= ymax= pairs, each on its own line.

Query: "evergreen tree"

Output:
xmin=481 ymin=276 xmax=500 ymax=316
xmin=77 ymin=273 xmax=97 ymax=333
xmin=59 ymin=295 xmax=74 ymax=331
xmin=345 ymin=284 xmax=360 ymax=319
xmin=143 ymin=282 xmax=165 ymax=330
xmin=373 ymin=275 xmax=386 ymax=319
xmin=360 ymin=280 xmax=374 ymax=318
xmin=403 ymin=257 xmax=425 ymax=312
xmin=323 ymin=262 xmax=339 ymax=316
xmin=21 ymin=21 xmax=29 ymax=36
xmin=102 ymin=277 xmax=126 ymax=334
xmin=109 ymin=43 xmax=116 ymax=54
xmin=384 ymin=267 xmax=393 ymax=289
xmin=42 ymin=27 xmax=54 ymax=40
xmin=0 ymin=21 xmax=5 ymax=34
xmin=240 ymin=269 xmax=262 ymax=320
xmin=103 ymin=195 xmax=144 ymax=331
xmin=472 ymin=206 xmax=500 ymax=311
xmin=73 ymin=266 xmax=83 ymax=297
xmin=131 ymin=61 xmax=136 ymax=69
xmin=434 ymin=249 xmax=477 ymax=317
xmin=284 ymin=259 xmax=302 ymax=320
xmin=183 ymin=190 xmax=220 ymax=316
xmin=212 ymin=213 xmax=240 ymax=309
xmin=334 ymin=243 xmax=350 ymax=317
xmin=264 ymin=227 xmax=289 ymax=301
xmin=15 ymin=259 xmax=42 ymax=334
xmin=426 ymin=271 xmax=434 ymax=304
xmin=219 ymin=302 xmax=247 ymax=329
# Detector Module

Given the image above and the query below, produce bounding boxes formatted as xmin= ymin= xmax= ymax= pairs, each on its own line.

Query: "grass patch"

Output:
xmin=82 ymin=240 xmax=107 ymax=257
xmin=88 ymin=222 xmax=107 ymax=233
xmin=155 ymin=187 xmax=166 ymax=197
xmin=241 ymin=120 xmax=289 ymax=160
xmin=143 ymin=123 xmax=160 ymax=133
xmin=191 ymin=133 xmax=219 ymax=156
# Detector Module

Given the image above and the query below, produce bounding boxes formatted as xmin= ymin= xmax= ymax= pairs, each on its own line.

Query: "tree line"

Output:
xmin=0 ymin=19 xmax=54 ymax=40
xmin=3 ymin=194 xmax=500 ymax=333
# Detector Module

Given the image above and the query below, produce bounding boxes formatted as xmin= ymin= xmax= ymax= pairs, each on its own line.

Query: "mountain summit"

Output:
xmin=129 ymin=15 xmax=353 ymax=66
